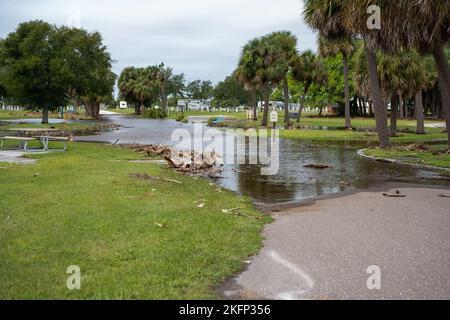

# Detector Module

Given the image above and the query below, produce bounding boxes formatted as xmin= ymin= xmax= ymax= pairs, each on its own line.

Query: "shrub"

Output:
xmin=143 ymin=108 xmax=167 ymax=119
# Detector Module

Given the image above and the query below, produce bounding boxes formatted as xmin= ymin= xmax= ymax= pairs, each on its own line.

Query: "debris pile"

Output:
xmin=129 ymin=144 xmax=223 ymax=177
xmin=400 ymin=144 xmax=429 ymax=152
xmin=130 ymin=144 xmax=172 ymax=157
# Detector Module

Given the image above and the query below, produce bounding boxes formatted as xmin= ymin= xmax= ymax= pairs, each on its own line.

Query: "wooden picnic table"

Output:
xmin=7 ymin=128 xmax=62 ymax=151
xmin=8 ymin=128 xmax=59 ymax=136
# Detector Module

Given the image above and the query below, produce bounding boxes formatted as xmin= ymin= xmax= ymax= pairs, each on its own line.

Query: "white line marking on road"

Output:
xmin=268 ymin=251 xmax=314 ymax=300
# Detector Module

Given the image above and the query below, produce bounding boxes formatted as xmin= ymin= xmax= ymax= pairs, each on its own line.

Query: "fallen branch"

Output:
xmin=382 ymin=193 xmax=406 ymax=198
xmin=304 ymin=163 xmax=332 ymax=169
xmin=129 ymin=173 xmax=182 ymax=184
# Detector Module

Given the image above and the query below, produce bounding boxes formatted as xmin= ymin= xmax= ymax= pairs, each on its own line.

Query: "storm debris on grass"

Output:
xmin=129 ymin=173 xmax=182 ymax=184
xmin=153 ymin=221 xmax=166 ymax=228
xmin=304 ymin=163 xmax=332 ymax=170
xmin=128 ymin=144 xmax=223 ymax=178
xmin=130 ymin=144 xmax=172 ymax=157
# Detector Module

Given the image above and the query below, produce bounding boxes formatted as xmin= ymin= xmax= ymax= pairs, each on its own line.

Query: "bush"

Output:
xmin=143 ymin=108 xmax=167 ymax=119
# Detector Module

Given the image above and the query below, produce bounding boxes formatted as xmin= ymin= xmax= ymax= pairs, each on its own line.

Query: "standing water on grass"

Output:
xmin=72 ymin=115 xmax=449 ymax=204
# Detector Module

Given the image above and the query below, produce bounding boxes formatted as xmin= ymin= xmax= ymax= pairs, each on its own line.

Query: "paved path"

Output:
xmin=220 ymin=184 xmax=450 ymax=300
xmin=99 ymin=110 xmax=122 ymax=115
xmin=425 ymin=123 xmax=446 ymax=128
xmin=0 ymin=150 xmax=36 ymax=164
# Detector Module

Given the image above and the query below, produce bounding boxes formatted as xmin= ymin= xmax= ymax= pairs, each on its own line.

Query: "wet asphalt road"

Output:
xmin=220 ymin=184 xmax=450 ymax=300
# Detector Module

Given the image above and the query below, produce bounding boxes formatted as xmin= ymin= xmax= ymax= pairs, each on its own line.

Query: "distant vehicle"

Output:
xmin=119 ymin=101 xmax=127 ymax=109
xmin=211 ymin=116 xmax=225 ymax=125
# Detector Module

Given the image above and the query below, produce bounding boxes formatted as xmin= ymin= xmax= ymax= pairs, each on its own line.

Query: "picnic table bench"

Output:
xmin=1 ymin=128 xmax=69 ymax=151
xmin=0 ymin=136 xmax=37 ymax=151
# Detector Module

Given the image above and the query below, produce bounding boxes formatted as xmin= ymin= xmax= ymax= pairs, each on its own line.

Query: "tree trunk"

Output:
xmin=399 ymin=92 xmax=404 ymax=119
xmin=364 ymin=44 xmax=390 ymax=148
xmin=93 ymin=102 xmax=100 ymax=120
xmin=161 ymin=84 xmax=168 ymax=116
xmin=42 ymin=106 xmax=49 ymax=124
xmin=252 ymin=87 xmax=257 ymax=121
xmin=433 ymin=45 xmax=450 ymax=149
xmin=261 ymin=84 xmax=270 ymax=127
xmin=343 ymin=52 xmax=352 ymax=130
xmin=297 ymin=83 xmax=310 ymax=123
xmin=415 ymin=90 xmax=425 ymax=134
xmin=390 ymin=94 xmax=398 ymax=137
xmin=283 ymin=74 xmax=290 ymax=127
xmin=135 ymin=103 xmax=142 ymax=115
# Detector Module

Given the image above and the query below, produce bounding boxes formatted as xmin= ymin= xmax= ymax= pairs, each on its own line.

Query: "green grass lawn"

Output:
xmin=0 ymin=142 xmax=269 ymax=299
xmin=0 ymin=122 xmax=96 ymax=131
xmin=0 ymin=110 xmax=60 ymax=120
xmin=0 ymin=109 xmax=94 ymax=121
xmin=245 ymin=128 xmax=448 ymax=144
xmin=167 ymin=110 xmax=248 ymax=121
xmin=106 ymin=108 xmax=136 ymax=115
xmin=364 ymin=145 xmax=450 ymax=169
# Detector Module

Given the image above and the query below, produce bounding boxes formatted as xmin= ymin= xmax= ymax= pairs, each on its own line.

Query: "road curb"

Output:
xmin=357 ymin=148 xmax=450 ymax=172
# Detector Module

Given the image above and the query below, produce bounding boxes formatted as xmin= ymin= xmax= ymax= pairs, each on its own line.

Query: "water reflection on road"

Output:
xmin=75 ymin=115 xmax=448 ymax=204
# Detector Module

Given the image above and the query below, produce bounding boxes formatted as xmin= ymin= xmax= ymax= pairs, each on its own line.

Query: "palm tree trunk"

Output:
xmin=343 ymin=52 xmax=352 ymax=130
xmin=161 ymin=85 xmax=168 ymax=116
xmin=261 ymin=84 xmax=270 ymax=127
xmin=433 ymin=45 xmax=450 ymax=149
xmin=297 ymin=83 xmax=310 ymax=123
xmin=399 ymin=92 xmax=404 ymax=119
xmin=364 ymin=44 xmax=389 ymax=148
xmin=41 ymin=106 xmax=49 ymax=124
xmin=252 ymin=88 xmax=257 ymax=121
xmin=415 ymin=90 xmax=425 ymax=134
xmin=390 ymin=94 xmax=398 ymax=137
xmin=283 ymin=74 xmax=290 ymax=127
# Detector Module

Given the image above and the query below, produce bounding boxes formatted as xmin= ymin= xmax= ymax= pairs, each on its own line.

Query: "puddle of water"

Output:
xmin=69 ymin=115 xmax=450 ymax=204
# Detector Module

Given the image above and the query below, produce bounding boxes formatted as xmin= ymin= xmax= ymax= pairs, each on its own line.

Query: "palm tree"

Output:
xmin=354 ymin=44 xmax=430 ymax=136
xmin=264 ymin=31 xmax=298 ymax=127
xmin=155 ymin=63 xmax=173 ymax=116
xmin=342 ymin=0 xmax=450 ymax=147
xmin=238 ymin=37 xmax=286 ymax=126
xmin=303 ymin=0 xmax=355 ymax=130
xmin=338 ymin=0 xmax=391 ymax=147
xmin=290 ymin=50 xmax=327 ymax=123
xmin=235 ymin=47 xmax=259 ymax=121
xmin=118 ymin=67 xmax=141 ymax=114
xmin=318 ymin=35 xmax=354 ymax=130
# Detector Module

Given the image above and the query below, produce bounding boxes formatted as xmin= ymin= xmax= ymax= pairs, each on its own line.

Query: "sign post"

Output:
xmin=270 ymin=109 xmax=278 ymax=129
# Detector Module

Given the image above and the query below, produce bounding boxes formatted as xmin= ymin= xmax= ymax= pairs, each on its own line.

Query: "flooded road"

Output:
xmin=67 ymin=115 xmax=450 ymax=204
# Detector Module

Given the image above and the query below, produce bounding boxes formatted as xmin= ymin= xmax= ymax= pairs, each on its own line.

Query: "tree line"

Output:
xmin=0 ymin=20 xmax=115 ymax=123
xmin=214 ymin=1 xmax=449 ymax=149
xmin=117 ymin=66 xmax=215 ymax=116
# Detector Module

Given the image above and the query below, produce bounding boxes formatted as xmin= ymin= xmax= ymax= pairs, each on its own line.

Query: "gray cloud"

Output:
xmin=0 ymin=0 xmax=317 ymax=83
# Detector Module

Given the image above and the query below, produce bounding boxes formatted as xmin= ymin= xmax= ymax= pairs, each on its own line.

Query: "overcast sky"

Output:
xmin=0 ymin=0 xmax=317 ymax=84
